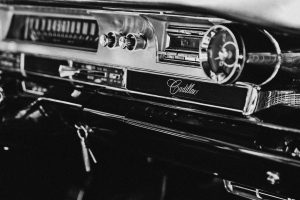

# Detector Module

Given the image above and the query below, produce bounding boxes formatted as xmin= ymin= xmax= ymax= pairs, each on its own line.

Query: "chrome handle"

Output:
xmin=58 ymin=65 xmax=80 ymax=78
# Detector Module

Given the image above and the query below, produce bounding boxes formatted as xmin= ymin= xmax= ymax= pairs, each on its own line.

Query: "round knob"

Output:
xmin=99 ymin=32 xmax=122 ymax=48
xmin=119 ymin=33 xmax=147 ymax=51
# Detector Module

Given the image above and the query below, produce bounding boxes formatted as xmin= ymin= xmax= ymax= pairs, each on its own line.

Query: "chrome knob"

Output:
xmin=100 ymin=32 xmax=122 ymax=48
xmin=119 ymin=33 xmax=147 ymax=51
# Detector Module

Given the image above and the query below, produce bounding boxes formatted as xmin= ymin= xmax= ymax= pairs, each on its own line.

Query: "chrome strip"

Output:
xmin=122 ymin=67 xmax=128 ymax=89
xmin=12 ymin=8 xmax=95 ymax=20
xmin=259 ymin=30 xmax=282 ymax=86
xmin=37 ymin=97 xmax=82 ymax=108
xmin=20 ymin=53 xmax=26 ymax=77
xmin=83 ymin=109 xmax=125 ymax=121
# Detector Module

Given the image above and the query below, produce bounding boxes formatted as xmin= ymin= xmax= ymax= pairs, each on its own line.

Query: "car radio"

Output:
xmin=158 ymin=25 xmax=208 ymax=66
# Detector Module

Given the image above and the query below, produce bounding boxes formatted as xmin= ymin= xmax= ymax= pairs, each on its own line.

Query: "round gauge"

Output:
xmin=200 ymin=25 xmax=245 ymax=84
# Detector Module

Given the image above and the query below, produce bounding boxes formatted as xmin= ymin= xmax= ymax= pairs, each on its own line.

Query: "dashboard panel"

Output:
xmin=0 ymin=5 xmax=257 ymax=114
xmin=1 ymin=4 xmax=300 ymax=116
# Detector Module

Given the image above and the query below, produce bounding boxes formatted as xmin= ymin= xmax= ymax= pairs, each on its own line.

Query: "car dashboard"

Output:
xmin=1 ymin=1 xmax=300 ymax=200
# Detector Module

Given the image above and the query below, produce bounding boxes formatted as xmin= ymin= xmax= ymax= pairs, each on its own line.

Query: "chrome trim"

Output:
xmin=88 ymin=10 xmax=147 ymax=16
xmin=20 ymin=53 xmax=26 ymax=77
xmin=12 ymin=8 xmax=95 ymax=20
xmin=242 ymin=83 xmax=260 ymax=115
xmin=255 ymin=90 xmax=300 ymax=112
xmin=83 ymin=109 xmax=125 ymax=121
xmin=259 ymin=30 xmax=282 ymax=86
xmin=37 ymin=97 xmax=82 ymax=108
xmin=122 ymin=67 xmax=128 ymax=89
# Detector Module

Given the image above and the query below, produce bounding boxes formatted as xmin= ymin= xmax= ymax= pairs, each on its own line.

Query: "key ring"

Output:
xmin=75 ymin=124 xmax=88 ymax=140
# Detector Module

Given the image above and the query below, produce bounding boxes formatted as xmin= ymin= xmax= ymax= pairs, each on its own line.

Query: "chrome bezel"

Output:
xmin=199 ymin=24 xmax=245 ymax=84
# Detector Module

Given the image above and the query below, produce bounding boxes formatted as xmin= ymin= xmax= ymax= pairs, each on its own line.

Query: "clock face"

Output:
xmin=200 ymin=25 xmax=243 ymax=84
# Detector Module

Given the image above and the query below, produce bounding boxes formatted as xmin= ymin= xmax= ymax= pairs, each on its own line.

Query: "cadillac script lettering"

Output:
xmin=167 ymin=79 xmax=199 ymax=95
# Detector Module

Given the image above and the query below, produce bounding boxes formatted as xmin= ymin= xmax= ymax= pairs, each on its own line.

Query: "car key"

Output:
xmin=75 ymin=124 xmax=97 ymax=172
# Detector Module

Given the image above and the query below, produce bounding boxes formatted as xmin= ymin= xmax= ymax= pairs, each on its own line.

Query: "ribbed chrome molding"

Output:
xmin=255 ymin=90 xmax=300 ymax=112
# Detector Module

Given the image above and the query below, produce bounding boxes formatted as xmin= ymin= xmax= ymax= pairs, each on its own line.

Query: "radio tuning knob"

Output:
xmin=99 ymin=32 xmax=122 ymax=48
xmin=119 ymin=33 xmax=147 ymax=51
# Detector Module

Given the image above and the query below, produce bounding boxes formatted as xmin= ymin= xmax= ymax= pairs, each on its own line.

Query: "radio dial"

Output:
xmin=119 ymin=33 xmax=147 ymax=51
